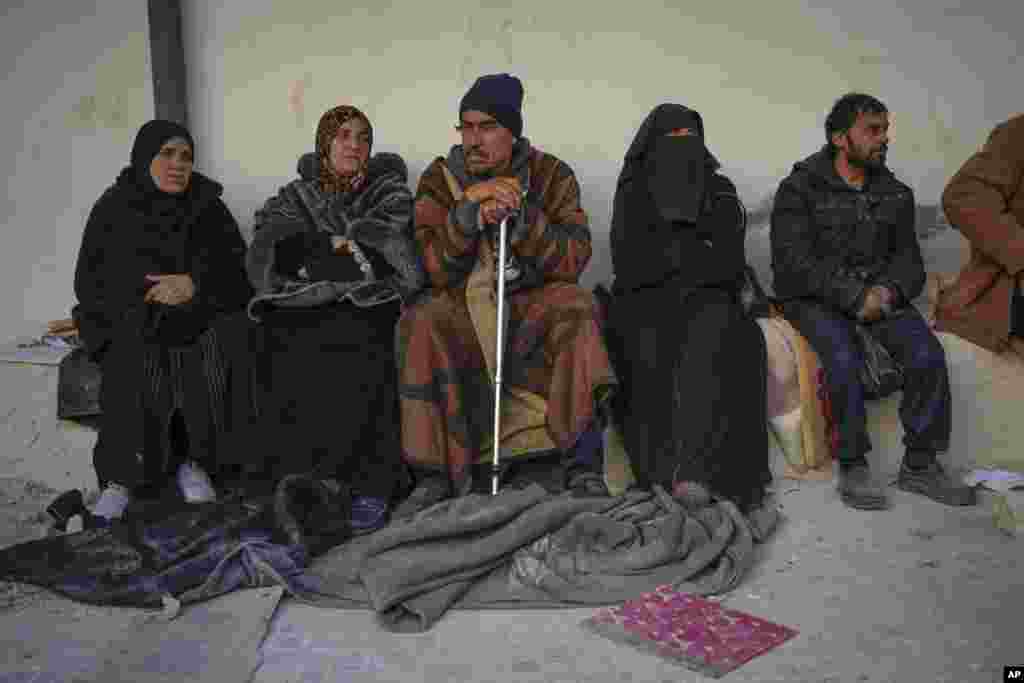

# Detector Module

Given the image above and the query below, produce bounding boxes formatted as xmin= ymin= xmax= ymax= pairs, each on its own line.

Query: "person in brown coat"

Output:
xmin=937 ymin=113 xmax=1024 ymax=352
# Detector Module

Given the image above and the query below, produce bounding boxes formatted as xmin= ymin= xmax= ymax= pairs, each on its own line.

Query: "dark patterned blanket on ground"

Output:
xmin=0 ymin=475 xmax=350 ymax=608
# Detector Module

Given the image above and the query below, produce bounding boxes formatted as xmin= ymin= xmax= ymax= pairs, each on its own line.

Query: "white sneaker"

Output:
xmin=177 ymin=461 xmax=218 ymax=503
xmin=93 ymin=483 xmax=132 ymax=521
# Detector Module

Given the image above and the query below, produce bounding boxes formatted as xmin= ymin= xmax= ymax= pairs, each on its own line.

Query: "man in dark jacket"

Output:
xmin=770 ymin=93 xmax=975 ymax=510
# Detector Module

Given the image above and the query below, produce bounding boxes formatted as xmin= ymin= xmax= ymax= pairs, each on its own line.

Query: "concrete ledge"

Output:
xmin=606 ymin=329 xmax=1024 ymax=494
xmin=3 ymin=330 xmax=1022 ymax=500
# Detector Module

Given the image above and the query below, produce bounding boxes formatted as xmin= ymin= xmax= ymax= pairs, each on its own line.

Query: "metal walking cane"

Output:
xmin=490 ymin=209 xmax=518 ymax=496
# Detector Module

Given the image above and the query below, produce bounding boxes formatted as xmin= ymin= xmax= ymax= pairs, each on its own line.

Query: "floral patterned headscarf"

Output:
xmin=315 ymin=105 xmax=373 ymax=194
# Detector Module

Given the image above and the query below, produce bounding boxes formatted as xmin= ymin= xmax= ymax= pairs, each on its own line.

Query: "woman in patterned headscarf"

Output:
xmin=229 ymin=105 xmax=425 ymax=534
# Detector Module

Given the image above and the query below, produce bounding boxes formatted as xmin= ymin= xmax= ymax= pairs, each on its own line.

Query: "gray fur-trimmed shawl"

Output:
xmin=246 ymin=152 xmax=425 ymax=319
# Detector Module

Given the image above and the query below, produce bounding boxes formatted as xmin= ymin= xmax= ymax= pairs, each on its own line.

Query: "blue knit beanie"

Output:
xmin=459 ymin=73 xmax=524 ymax=138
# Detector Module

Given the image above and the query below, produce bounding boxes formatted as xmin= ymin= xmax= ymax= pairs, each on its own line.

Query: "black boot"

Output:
xmin=837 ymin=464 xmax=889 ymax=510
xmin=897 ymin=453 xmax=977 ymax=506
xmin=564 ymin=425 xmax=610 ymax=497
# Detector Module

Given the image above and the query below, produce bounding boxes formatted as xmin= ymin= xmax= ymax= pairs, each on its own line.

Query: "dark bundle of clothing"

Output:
xmin=73 ymin=120 xmax=253 ymax=490
xmin=606 ymin=104 xmax=771 ymax=512
xmin=0 ymin=474 xmax=351 ymax=607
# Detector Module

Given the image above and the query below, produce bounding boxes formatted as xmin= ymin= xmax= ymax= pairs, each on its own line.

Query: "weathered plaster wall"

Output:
xmin=0 ymin=0 xmax=153 ymax=338
xmin=183 ymin=0 xmax=1021 ymax=288
xmin=0 ymin=1 xmax=1018 ymax=332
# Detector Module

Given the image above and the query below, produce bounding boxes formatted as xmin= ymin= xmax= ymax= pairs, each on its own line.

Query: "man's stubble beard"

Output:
xmin=846 ymin=140 xmax=887 ymax=171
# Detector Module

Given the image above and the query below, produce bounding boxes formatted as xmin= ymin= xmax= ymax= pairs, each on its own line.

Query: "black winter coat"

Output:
xmin=611 ymin=173 xmax=747 ymax=294
xmin=769 ymin=146 xmax=925 ymax=316
xmin=74 ymin=169 xmax=252 ymax=354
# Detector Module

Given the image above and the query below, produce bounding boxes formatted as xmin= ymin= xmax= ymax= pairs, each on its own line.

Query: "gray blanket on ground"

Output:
xmin=300 ymin=484 xmax=779 ymax=633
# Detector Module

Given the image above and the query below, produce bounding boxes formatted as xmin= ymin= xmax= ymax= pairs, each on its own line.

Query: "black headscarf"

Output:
xmin=611 ymin=104 xmax=724 ymax=292
xmin=616 ymin=104 xmax=719 ymax=186
xmin=615 ymin=103 xmax=720 ymax=222
xmin=77 ymin=119 xmax=233 ymax=350
xmin=126 ymin=119 xmax=196 ymax=203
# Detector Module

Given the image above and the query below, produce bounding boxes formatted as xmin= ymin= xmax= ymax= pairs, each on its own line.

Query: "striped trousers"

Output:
xmin=93 ymin=326 xmax=230 ymax=490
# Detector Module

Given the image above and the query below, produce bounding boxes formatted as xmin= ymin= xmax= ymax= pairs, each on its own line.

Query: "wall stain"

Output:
xmin=288 ymin=73 xmax=312 ymax=129
xmin=63 ymin=33 xmax=148 ymax=133
xmin=70 ymin=95 xmax=98 ymax=126
xmin=857 ymin=54 xmax=890 ymax=66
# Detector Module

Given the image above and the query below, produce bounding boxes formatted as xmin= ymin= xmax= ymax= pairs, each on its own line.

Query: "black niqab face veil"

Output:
xmin=645 ymin=135 xmax=707 ymax=224
xmin=616 ymin=103 xmax=720 ymax=225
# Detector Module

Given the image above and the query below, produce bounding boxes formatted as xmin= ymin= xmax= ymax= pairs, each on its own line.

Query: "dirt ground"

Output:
xmin=1 ymin=470 xmax=1020 ymax=683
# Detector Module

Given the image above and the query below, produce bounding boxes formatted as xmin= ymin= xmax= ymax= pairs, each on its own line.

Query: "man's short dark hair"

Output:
xmin=825 ymin=93 xmax=888 ymax=152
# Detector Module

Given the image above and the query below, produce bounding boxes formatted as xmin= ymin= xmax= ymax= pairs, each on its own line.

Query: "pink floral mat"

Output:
xmin=580 ymin=586 xmax=798 ymax=678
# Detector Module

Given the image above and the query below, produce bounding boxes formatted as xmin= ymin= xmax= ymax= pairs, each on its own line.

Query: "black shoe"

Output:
xmin=565 ymin=468 xmax=610 ymax=498
xmin=897 ymin=461 xmax=977 ymax=506
xmin=391 ymin=475 xmax=451 ymax=520
xmin=837 ymin=464 xmax=889 ymax=510
xmin=46 ymin=489 xmax=86 ymax=532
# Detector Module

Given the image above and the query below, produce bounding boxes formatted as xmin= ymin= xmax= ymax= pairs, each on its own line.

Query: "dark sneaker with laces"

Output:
xmin=837 ymin=464 xmax=889 ymax=510
xmin=391 ymin=475 xmax=451 ymax=520
xmin=897 ymin=461 xmax=977 ymax=506
xmin=350 ymin=496 xmax=389 ymax=535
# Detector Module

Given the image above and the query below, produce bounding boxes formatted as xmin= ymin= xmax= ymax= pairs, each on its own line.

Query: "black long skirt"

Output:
xmin=92 ymin=326 xmax=227 ymax=491
xmin=607 ymin=284 xmax=771 ymax=511
xmin=220 ymin=300 xmax=407 ymax=501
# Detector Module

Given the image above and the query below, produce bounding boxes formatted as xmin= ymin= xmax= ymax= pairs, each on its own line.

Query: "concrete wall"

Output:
xmin=182 ymin=0 xmax=1022 ymax=290
xmin=0 ymin=0 xmax=1020 ymax=335
xmin=0 ymin=0 xmax=153 ymax=339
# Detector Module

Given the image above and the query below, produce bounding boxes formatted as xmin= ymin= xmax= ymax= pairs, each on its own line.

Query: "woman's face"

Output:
xmin=149 ymin=139 xmax=193 ymax=194
xmin=329 ymin=117 xmax=371 ymax=177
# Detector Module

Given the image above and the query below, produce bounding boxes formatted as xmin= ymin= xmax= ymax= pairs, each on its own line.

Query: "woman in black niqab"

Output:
xmin=605 ymin=104 xmax=771 ymax=512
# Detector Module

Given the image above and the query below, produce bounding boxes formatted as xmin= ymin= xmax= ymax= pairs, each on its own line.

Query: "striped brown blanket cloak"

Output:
xmin=398 ymin=139 xmax=617 ymax=491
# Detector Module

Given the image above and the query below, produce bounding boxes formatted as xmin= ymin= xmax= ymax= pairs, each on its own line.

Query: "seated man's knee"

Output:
xmin=908 ymin=333 xmax=948 ymax=373
xmin=828 ymin=344 xmax=864 ymax=384
xmin=541 ymin=282 xmax=602 ymax=317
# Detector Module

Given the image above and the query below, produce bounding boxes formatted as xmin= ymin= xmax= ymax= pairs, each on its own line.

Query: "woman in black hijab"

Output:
xmin=606 ymin=104 xmax=771 ymax=512
xmin=73 ymin=119 xmax=252 ymax=523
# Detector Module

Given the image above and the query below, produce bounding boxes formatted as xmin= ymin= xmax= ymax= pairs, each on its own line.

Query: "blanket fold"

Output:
xmin=305 ymin=484 xmax=778 ymax=632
